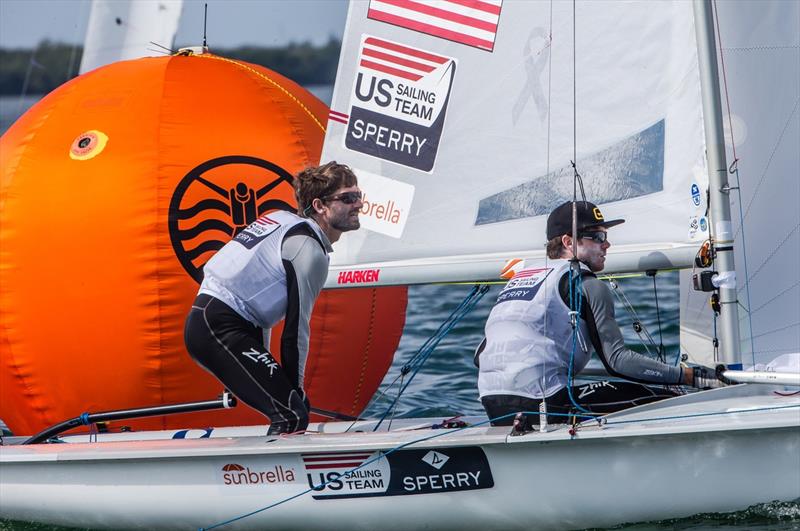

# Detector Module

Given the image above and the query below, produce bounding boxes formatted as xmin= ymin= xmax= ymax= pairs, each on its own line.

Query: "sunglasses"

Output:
xmin=323 ymin=191 xmax=363 ymax=204
xmin=579 ymin=231 xmax=608 ymax=243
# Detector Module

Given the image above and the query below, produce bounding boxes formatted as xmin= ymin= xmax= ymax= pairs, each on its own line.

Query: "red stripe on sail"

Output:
xmin=367 ymin=10 xmax=495 ymax=51
xmin=364 ymin=37 xmax=449 ymax=64
xmin=362 ymin=46 xmax=436 ymax=73
xmin=360 ymin=59 xmax=422 ymax=81
xmin=328 ymin=115 xmax=348 ymax=125
xmin=445 ymin=0 xmax=502 ymax=16
xmin=375 ymin=0 xmax=498 ymax=33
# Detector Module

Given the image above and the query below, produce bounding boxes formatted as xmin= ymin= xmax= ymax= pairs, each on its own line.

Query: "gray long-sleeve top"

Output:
xmin=578 ymin=275 xmax=685 ymax=385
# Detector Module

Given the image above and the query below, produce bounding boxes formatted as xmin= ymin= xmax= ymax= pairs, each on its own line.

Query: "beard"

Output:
xmin=331 ymin=209 xmax=361 ymax=232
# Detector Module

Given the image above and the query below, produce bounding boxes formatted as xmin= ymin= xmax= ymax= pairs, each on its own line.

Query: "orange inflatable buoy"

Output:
xmin=0 ymin=52 xmax=407 ymax=435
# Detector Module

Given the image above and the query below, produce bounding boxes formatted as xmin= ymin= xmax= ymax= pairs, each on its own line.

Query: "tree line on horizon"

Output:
xmin=0 ymin=38 xmax=342 ymax=96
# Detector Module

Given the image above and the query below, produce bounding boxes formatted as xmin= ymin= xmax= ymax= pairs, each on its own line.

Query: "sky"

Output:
xmin=0 ymin=0 xmax=350 ymax=49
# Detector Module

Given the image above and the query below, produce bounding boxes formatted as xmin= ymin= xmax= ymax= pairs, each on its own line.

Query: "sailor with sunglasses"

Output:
xmin=478 ymin=201 xmax=724 ymax=426
xmin=185 ymin=162 xmax=363 ymax=435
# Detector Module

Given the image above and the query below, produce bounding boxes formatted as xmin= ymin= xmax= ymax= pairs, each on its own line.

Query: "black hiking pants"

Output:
xmin=482 ymin=381 xmax=681 ymax=426
xmin=184 ymin=294 xmax=309 ymax=434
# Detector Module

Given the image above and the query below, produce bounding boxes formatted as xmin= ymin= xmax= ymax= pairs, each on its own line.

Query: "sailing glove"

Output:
xmin=691 ymin=365 xmax=728 ymax=389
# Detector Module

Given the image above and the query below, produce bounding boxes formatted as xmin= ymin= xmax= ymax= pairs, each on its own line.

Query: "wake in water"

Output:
xmin=599 ymin=501 xmax=800 ymax=530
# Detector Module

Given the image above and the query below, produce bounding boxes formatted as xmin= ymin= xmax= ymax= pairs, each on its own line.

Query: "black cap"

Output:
xmin=546 ymin=201 xmax=625 ymax=240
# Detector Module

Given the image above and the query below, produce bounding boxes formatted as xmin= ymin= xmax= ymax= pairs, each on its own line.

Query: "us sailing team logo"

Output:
xmin=168 ymin=156 xmax=296 ymax=283
xmin=332 ymin=35 xmax=457 ymax=173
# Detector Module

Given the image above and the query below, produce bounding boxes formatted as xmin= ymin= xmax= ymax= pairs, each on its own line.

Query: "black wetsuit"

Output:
xmin=185 ymin=212 xmax=331 ymax=434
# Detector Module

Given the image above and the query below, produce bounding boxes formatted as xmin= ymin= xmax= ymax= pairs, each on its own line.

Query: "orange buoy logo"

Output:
xmin=69 ymin=130 xmax=108 ymax=160
xmin=168 ymin=156 xmax=297 ymax=283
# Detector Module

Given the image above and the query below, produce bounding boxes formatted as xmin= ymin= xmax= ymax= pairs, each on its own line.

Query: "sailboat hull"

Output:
xmin=1 ymin=385 xmax=798 ymax=530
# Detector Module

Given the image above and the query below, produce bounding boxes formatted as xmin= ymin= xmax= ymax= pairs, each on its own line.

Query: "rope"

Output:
xmin=566 ymin=266 xmax=593 ymax=415
xmin=198 ymin=401 xmax=798 ymax=530
xmin=194 ymin=54 xmax=327 ymax=134
xmin=608 ymin=279 xmax=660 ymax=359
xmin=373 ymin=285 xmax=490 ymax=431
xmin=649 ymin=272 xmax=666 ymax=362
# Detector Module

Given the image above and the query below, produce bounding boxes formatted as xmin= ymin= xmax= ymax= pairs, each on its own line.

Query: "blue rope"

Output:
xmin=566 ymin=265 xmax=594 ymax=415
xmin=373 ymin=285 xmax=489 ymax=431
xmin=79 ymin=413 xmax=91 ymax=425
xmin=198 ymin=401 xmax=798 ymax=530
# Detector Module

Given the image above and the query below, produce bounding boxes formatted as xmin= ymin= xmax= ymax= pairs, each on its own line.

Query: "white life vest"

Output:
xmin=199 ymin=210 xmax=328 ymax=329
xmin=478 ymin=260 xmax=592 ymax=399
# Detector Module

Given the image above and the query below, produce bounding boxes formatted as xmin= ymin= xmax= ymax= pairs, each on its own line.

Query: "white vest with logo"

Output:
xmin=478 ymin=260 xmax=592 ymax=400
xmin=199 ymin=210 xmax=328 ymax=329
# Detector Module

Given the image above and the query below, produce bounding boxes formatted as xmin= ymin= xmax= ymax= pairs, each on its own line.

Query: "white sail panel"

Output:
xmin=79 ymin=0 xmax=183 ymax=74
xmin=680 ymin=0 xmax=800 ymax=368
xmin=322 ymin=1 xmax=707 ymax=288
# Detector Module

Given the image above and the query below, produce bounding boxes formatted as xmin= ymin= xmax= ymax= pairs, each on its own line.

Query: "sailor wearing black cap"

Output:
xmin=478 ymin=201 xmax=722 ymax=426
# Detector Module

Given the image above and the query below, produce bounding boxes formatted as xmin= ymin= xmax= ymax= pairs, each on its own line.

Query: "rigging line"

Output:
xmin=403 ymin=287 xmax=480 ymax=369
xmin=386 ymin=372 xmax=405 ymax=432
xmin=732 ymin=165 xmax=756 ymax=366
xmin=345 ymin=286 xmax=488 ymax=433
xmin=649 ymin=272 xmax=666 ymax=362
xmin=743 ymin=223 xmax=799 ymax=284
xmin=712 ymin=307 xmax=720 ymax=361
xmin=747 ymin=279 xmax=800 ymax=316
xmin=572 ymin=0 xmax=576 ymax=172
xmin=343 ymin=366 xmax=407 ymax=433
xmin=405 ymin=284 xmax=488 ymax=372
xmin=150 ymin=41 xmax=176 ymax=54
xmin=712 ymin=0 xmax=738 ymax=161
xmin=545 ymin=0 xmax=554 ymax=177
xmin=373 ymin=285 xmax=489 ymax=431
xmin=739 ymin=96 xmax=798 ymax=224
xmin=607 ymin=279 xmax=659 ymax=357
xmin=394 ymin=288 xmax=488 ymax=393
xmin=567 ymin=267 xmax=593 ymax=415
xmin=748 ymin=320 xmax=800 ymax=341
xmin=713 ymin=0 xmax=755 ymax=366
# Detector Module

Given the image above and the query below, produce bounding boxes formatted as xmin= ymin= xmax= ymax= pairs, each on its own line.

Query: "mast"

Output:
xmin=692 ymin=0 xmax=742 ymax=369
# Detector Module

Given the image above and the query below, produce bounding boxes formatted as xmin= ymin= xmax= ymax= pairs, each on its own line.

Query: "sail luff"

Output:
xmin=692 ymin=0 xmax=743 ymax=369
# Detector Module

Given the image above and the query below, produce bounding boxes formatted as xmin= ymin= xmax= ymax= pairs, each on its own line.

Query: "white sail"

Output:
xmin=680 ymin=0 xmax=800 ymax=368
xmin=79 ymin=0 xmax=183 ymax=74
xmin=322 ymin=1 xmax=709 ymax=288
